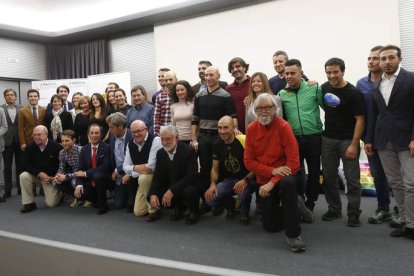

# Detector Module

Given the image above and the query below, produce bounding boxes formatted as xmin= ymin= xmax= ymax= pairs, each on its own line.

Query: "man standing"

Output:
xmin=365 ymin=45 xmax=414 ymax=239
xmin=74 ymin=124 xmax=111 ymax=215
xmin=149 ymin=125 xmax=200 ymax=224
xmin=321 ymin=58 xmax=365 ymax=227
xmin=226 ymin=57 xmax=250 ymax=133
xmin=123 ymin=120 xmax=162 ymax=218
xmin=106 ymin=112 xmax=134 ymax=211
xmin=356 ymin=46 xmax=392 ymax=224
xmin=192 ymin=61 xmax=227 ymax=93
xmin=191 ymin=66 xmax=237 ymax=199
xmin=18 ymin=89 xmax=46 ymax=151
xmin=244 ymin=93 xmax=305 ymax=252
xmin=279 ymin=59 xmax=323 ymax=217
xmin=204 ymin=116 xmax=255 ymax=224
xmin=46 ymin=85 xmax=74 ymax=112
xmin=154 ymin=71 xmax=177 ymax=135
xmin=2 ymin=88 xmax=21 ymax=199
xmin=19 ymin=126 xmax=63 ymax=212
xmin=152 ymin=68 xmax=170 ymax=105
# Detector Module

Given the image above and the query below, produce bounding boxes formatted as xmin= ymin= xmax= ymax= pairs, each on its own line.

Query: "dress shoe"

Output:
xmin=170 ymin=208 xmax=184 ymax=221
xmin=126 ymin=205 xmax=134 ymax=213
xmin=2 ymin=192 xmax=11 ymax=199
xmin=185 ymin=212 xmax=199 ymax=225
xmin=97 ymin=206 xmax=108 ymax=215
xmin=199 ymin=201 xmax=212 ymax=215
xmin=20 ymin=202 xmax=37 ymax=213
xmin=146 ymin=211 xmax=161 ymax=222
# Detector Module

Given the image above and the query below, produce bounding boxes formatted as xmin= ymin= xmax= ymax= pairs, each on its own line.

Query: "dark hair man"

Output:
xmin=192 ymin=61 xmax=228 ymax=93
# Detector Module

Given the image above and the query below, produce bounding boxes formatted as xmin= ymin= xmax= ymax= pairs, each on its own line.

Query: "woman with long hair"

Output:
xmin=170 ymin=80 xmax=195 ymax=144
xmin=69 ymin=92 xmax=83 ymax=121
xmin=106 ymin=89 xmax=117 ymax=115
xmin=90 ymin=93 xmax=109 ymax=139
xmin=73 ymin=95 xmax=92 ymax=146
xmin=44 ymin=94 xmax=74 ymax=143
xmin=114 ymin=88 xmax=132 ymax=115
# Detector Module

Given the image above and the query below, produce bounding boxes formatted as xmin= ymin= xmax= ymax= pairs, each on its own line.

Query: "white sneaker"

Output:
xmin=286 ymin=236 xmax=306 ymax=252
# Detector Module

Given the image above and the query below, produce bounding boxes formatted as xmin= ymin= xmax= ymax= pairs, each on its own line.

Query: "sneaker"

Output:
xmin=70 ymin=198 xmax=81 ymax=208
xmin=347 ymin=214 xmax=361 ymax=227
xmin=286 ymin=236 xmax=306 ymax=253
xmin=298 ymin=196 xmax=314 ymax=223
xmin=322 ymin=210 xmax=342 ymax=221
xmin=368 ymin=209 xmax=391 ymax=224
xmin=390 ymin=208 xmax=405 ymax=229
xmin=83 ymin=200 xmax=94 ymax=208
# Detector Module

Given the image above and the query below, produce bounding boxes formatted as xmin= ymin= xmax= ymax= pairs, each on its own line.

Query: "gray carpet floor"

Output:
xmin=0 ymin=190 xmax=413 ymax=276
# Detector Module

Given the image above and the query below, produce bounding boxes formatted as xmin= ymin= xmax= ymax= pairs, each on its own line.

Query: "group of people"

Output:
xmin=0 ymin=44 xmax=413 ymax=253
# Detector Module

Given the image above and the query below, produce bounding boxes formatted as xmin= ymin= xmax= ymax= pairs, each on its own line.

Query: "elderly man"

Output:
xmin=244 ymin=93 xmax=305 ymax=252
xmin=149 ymin=125 xmax=200 ymax=224
xmin=123 ymin=120 xmax=162 ymax=219
xmin=19 ymin=125 xmax=63 ymax=212
xmin=74 ymin=124 xmax=112 ymax=215
xmin=205 ymin=116 xmax=255 ymax=224
xmin=107 ymin=112 xmax=133 ymax=211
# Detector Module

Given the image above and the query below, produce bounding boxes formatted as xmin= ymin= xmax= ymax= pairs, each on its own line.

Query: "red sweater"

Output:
xmin=244 ymin=116 xmax=300 ymax=185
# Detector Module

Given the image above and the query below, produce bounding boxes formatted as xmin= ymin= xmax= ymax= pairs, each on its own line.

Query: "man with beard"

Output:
xmin=226 ymin=57 xmax=250 ymax=133
xmin=244 ymin=93 xmax=305 ymax=252
xmin=149 ymin=125 xmax=200 ymax=224
xmin=152 ymin=68 xmax=170 ymax=105
xmin=192 ymin=61 xmax=227 ymax=93
xmin=154 ymin=71 xmax=177 ymax=135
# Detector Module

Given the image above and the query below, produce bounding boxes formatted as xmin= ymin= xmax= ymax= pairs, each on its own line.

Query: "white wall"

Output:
xmin=154 ymin=0 xmax=400 ymax=86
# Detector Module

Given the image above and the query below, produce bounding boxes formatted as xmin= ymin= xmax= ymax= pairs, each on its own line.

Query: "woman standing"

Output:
xmin=114 ymin=88 xmax=132 ymax=115
xmin=73 ymin=95 xmax=91 ymax=146
xmin=69 ymin=92 xmax=83 ymax=122
xmin=44 ymin=94 xmax=74 ymax=143
xmin=126 ymin=85 xmax=154 ymax=133
xmin=170 ymin=80 xmax=195 ymax=144
xmin=245 ymin=72 xmax=283 ymax=127
xmin=106 ymin=89 xmax=117 ymax=115
xmin=90 ymin=93 xmax=109 ymax=140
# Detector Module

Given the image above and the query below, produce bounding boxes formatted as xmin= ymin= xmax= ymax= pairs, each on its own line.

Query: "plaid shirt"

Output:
xmin=57 ymin=144 xmax=82 ymax=180
xmin=153 ymin=91 xmax=172 ymax=135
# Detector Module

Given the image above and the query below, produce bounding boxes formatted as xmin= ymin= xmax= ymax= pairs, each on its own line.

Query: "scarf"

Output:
xmin=50 ymin=108 xmax=63 ymax=140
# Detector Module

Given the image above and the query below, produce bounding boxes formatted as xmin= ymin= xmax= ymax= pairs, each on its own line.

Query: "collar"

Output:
xmin=382 ymin=66 xmax=401 ymax=80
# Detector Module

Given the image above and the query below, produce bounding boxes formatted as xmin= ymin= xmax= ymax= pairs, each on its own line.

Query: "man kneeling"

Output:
xmin=148 ymin=126 xmax=200 ymax=224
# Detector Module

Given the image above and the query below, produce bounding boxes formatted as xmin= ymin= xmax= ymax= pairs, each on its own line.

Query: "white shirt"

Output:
xmin=6 ymin=105 xmax=17 ymax=123
xmin=379 ymin=67 xmax=400 ymax=106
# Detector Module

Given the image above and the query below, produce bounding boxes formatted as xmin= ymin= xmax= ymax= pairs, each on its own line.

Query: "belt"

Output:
xmin=199 ymin=129 xmax=218 ymax=135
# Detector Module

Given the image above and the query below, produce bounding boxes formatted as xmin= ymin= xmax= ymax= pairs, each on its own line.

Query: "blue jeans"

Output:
xmin=367 ymin=150 xmax=390 ymax=211
xmin=209 ymin=178 xmax=255 ymax=215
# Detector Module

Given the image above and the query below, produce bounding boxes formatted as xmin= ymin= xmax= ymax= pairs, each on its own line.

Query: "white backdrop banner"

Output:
xmin=32 ymin=79 xmax=88 ymax=107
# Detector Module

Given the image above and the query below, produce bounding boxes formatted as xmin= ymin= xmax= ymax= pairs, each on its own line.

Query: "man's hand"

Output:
xmin=308 ymin=79 xmax=318 ymax=86
xmin=234 ymin=128 xmax=242 ymax=135
xmin=190 ymin=140 xmax=199 ymax=152
xmin=409 ymin=140 xmax=414 ymax=157
xmin=345 ymin=144 xmax=358 ymax=159
xmin=111 ymin=171 xmax=117 ymax=181
xmin=272 ymin=166 xmax=292 ymax=177
xmin=233 ymin=179 xmax=247 ymax=196
xmin=162 ymin=189 xmax=174 ymax=207
xmin=150 ymin=195 xmax=160 ymax=209
xmin=259 ymin=181 xmax=275 ymax=198
xmin=38 ymin=172 xmax=50 ymax=183
xmin=55 ymin=173 xmax=66 ymax=184
xmin=121 ymin=174 xmax=130 ymax=184
xmin=364 ymin=143 xmax=374 ymax=156
xmin=20 ymin=144 xmax=27 ymax=151
xmin=205 ymin=184 xmax=218 ymax=204
xmin=74 ymin=171 xmax=85 ymax=178
xmin=74 ymin=185 xmax=84 ymax=198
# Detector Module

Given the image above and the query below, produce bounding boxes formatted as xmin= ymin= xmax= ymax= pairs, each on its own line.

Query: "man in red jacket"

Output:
xmin=244 ymin=93 xmax=305 ymax=253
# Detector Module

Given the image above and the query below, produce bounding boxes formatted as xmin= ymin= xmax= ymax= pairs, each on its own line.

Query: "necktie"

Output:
xmin=32 ymin=106 xmax=37 ymax=122
xmin=64 ymin=103 xmax=67 ymax=111
xmin=91 ymin=146 xmax=97 ymax=187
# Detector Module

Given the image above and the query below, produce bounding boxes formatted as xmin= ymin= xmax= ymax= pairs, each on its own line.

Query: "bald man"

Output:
xmin=154 ymin=71 xmax=177 ymax=135
xmin=204 ymin=116 xmax=255 ymax=224
xmin=192 ymin=67 xmax=237 ymax=213
xmin=19 ymin=125 xmax=63 ymax=213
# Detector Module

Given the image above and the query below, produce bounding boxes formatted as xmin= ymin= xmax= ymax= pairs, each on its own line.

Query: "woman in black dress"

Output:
xmin=73 ymin=95 xmax=91 ymax=146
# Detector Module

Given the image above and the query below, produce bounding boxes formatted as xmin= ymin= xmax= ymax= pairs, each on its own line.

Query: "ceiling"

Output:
xmin=0 ymin=0 xmax=267 ymax=43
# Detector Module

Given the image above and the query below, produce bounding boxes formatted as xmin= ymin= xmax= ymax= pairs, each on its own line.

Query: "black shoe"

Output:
xmin=126 ymin=205 xmax=134 ymax=213
xmin=212 ymin=206 xmax=224 ymax=216
xmin=97 ymin=206 xmax=108 ymax=215
xmin=0 ymin=197 xmax=5 ymax=203
xmin=199 ymin=201 xmax=212 ymax=215
xmin=2 ymin=192 xmax=11 ymax=199
xmin=170 ymin=208 xmax=184 ymax=221
xmin=240 ymin=214 xmax=250 ymax=225
xmin=146 ymin=211 xmax=161 ymax=222
xmin=390 ymin=220 xmax=405 ymax=229
xmin=347 ymin=214 xmax=361 ymax=227
xmin=185 ymin=212 xmax=199 ymax=225
xmin=305 ymin=200 xmax=315 ymax=212
xmin=405 ymin=227 xmax=414 ymax=240
xmin=390 ymin=228 xmax=406 ymax=237
xmin=20 ymin=202 xmax=37 ymax=213
xmin=322 ymin=210 xmax=342 ymax=221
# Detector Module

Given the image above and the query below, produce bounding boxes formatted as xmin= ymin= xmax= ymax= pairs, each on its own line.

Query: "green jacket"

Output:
xmin=279 ymin=79 xmax=324 ymax=136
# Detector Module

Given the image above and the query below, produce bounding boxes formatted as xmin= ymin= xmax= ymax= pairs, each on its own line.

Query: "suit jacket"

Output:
xmin=21 ymin=139 xmax=62 ymax=177
xmin=77 ymin=141 xmax=111 ymax=186
xmin=366 ymin=68 xmax=414 ymax=152
xmin=149 ymin=141 xmax=198 ymax=196
xmin=0 ymin=108 xmax=8 ymax=152
xmin=18 ymin=105 xmax=46 ymax=146
xmin=46 ymin=101 xmax=74 ymax=113
xmin=43 ymin=111 xmax=74 ymax=142
xmin=2 ymin=104 xmax=21 ymax=146
xmin=109 ymin=129 xmax=133 ymax=175
xmin=191 ymin=81 xmax=228 ymax=94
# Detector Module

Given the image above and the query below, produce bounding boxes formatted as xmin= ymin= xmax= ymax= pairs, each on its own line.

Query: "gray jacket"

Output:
xmin=0 ymin=107 xmax=9 ymax=152
xmin=1 ymin=104 xmax=20 ymax=148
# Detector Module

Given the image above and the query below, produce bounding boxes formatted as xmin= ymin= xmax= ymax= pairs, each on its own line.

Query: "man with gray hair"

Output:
xmin=19 ymin=125 xmax=63 ymax=213
xmin=107 ymin=112 xmax=134 ymax=211
xmin=149 ymin=125 xmax=200 ymax=224
xmin=244 ymin=93 xmax=305 ymax=252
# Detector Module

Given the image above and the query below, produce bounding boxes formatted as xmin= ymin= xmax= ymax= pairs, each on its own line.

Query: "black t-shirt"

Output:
xmin=212 ymin=136 xmax=248 ymax=181
xmin=321 ymin=82 xmax=364 ymax=140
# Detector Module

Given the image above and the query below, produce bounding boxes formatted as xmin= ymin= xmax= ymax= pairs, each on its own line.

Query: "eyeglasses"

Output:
xmin=255 ymin=105 xmax=274 ymax=113
xmin=132 ymin=128 xmax=146 ymax=134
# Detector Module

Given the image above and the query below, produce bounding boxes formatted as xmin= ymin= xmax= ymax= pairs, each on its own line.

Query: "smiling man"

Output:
xmin=321 ymin=57 xmax=365 ymax=227
xmin=192 ymin=61 xmax=228 ymax=94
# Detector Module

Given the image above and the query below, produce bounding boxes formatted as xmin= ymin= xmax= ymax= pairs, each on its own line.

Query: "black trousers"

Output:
xmin=198 ymin=132 xmax=220 ymax=193
xmin=155 ymin=185 xmax=200 ymax=214
xmin=113 ymin=177 xmax=138 ymax=209
xmin=262 ymin=176 xmax=301 ymax=238
xmin=79 ymin=172 xmax=110 ymax=208
xmin=2 ymin=140 xmax=22 ymax=194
